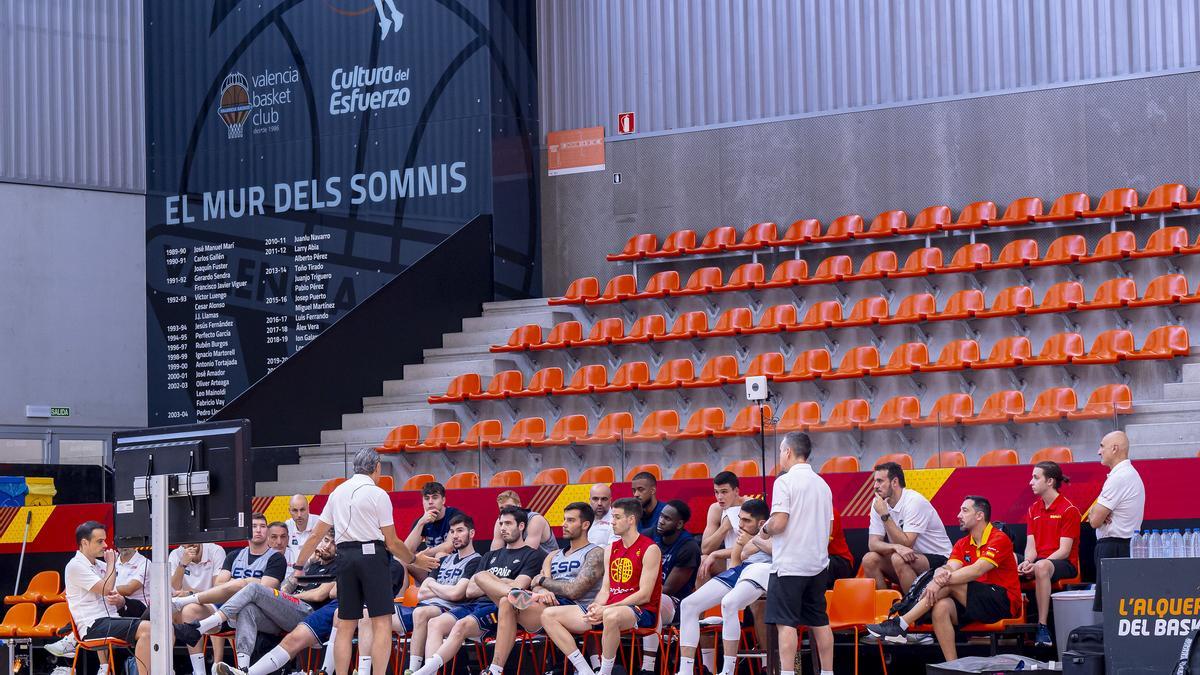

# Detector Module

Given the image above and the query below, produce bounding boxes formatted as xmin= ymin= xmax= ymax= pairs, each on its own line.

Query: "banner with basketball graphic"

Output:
xmin=144 ymin=1 xmax=539 ymax=425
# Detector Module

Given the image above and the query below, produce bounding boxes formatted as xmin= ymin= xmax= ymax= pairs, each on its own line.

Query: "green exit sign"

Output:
xmin=50 ymin=407 xmax=70 ymax=417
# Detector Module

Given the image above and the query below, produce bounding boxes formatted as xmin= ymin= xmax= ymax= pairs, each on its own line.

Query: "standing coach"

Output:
xmin=296 ymin=448 xmax=436 ymax=675
xmin=1088 ymin=430 xmax=1144 ymax=613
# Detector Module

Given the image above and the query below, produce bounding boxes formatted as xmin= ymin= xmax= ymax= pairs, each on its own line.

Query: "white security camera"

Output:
xmin=745 ymin=375 xmax=769 ymax=401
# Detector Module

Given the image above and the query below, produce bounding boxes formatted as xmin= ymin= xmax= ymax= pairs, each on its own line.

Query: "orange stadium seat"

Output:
xmin=1025 ymin=281 xmax=1084 ymax=314
xmin=975 ymin=285 xmax=1033 ymax=318
xmin=531 ymin=322 xmax=582 ymax=350
xmin=926 ymin=451 xmax=966 ymax=468
xmin=1030 ymin=447 xmax=1073 ymax=464
xmin=774 ymin=218 xmax=821 ymax=245
xmin=1128 ymin=325 xmax=1189 ymax=360
xmin=820 ymin=456 xmax=860 ymax=474
xmin=449 ymin=419 xmax=504 ymax=450
xmin=380 ymin=424 xmax=419 ymax=452
xmin=493 ymin=417 xmax=546 ymax=448
xmin=21 ymin=602 xmax=70 ymax=638
xmin=581 ymin=412 xmax=635 ymax=445
xmin=745 ymin=304 xmax=798 ymax=333
xmin=875 ymin=453 xmax=914 ymax=470
xmin=818 ymin=399 xmax=870 ymax=432
xmin=1130 ymin=182 xmax=1188 ymax=214
xmin=874 ymin=342 xmax=930 ymax=376
xmin=723 ymin=460 xmax=762 ymax=477
xmin=514 ymin=368 xmax=563 ymax=397
xmin=676 ymin=266 xmax=724 ymax=295
xmin=910 ymin=204 xmax=952 ymax=233
xmin=556 ymin=364 xmax=608 ymax=395
xmin=672 ymin=462 xmax=712 ymax=480
xmin=1082 ymin=187 xmax=1138 ymax=218
xmin=729 ymin=221 xmax=778 ymax=251
xmin=797 ymin=300 xmax=844 ymax=329
xmin=641 ymin=359 xmax=696 ymax=391
xmin=863 ymin=209 xmax=908 ymax=238
xmin=1079 ymin=277 xmax=1137 ymax=310
xmin=763 ymin=259 xmax=809 ymax=287
xmin=1033 ymin=234 xmax=1088 ymax=267
xmin=933 ymin=289 xmax=985 ymax=320
xmin=880 ymin=292 xmax=936 ymax=324
xmin=1024 ymin=332 xmax=1085 ymax=366
xmin=474 ymin=370 xmax=524 ymax=400
xmin=945 ymin=200 xmax=996 ymax=230
xmin=724 ymin=262 xmax=765 ymax=291
xmin=1036 ymin=191 xmax=1090 ymax=222
xmin=847 ymin=251 xmax=898 ymax=280
xmin=618 ymin=315 xmax=667 ymax=344
xmin=413 ymin=421 xmax=461 ymax=451
xmin=890 ymin=247 xmax=943 ymax=278
xmin=5 ymin=572 xmax=60 ymax=605
xmin=814 ymin=214 xmax=864 ymax=242
xmin=376 ymin=476 xmax=394 ymax=492
xmin=912 ymin=393 xmax=974 ymax=427
xmin=635 ymin=270 xmax=681 ymax=299
xmin=550 ymin=276 xmax=599 ymax=305
xmin=587 ymin=274 xmax=638 ymax=305
xmin=1068 ymin=384 xmax=1133 ymax=420
xmin=578 ymin=317 xmax=625 ymax=346
xmin=626 ymin=464 xmax=663 ymax=481
xmin=1073 ymin=329 xmax=1136 ymax=365
xmin=489 ymin=470 xmax=523 ymax=487
xmin=0 ymin=603 xmax=36 ymax=637
xmin=579 ymin=466 xmax=616 ymax=483
xmin=665 ymin=311 xmax=709 ymax=340
xmin=986 ymin=238 xmax=1038 ymax=270
xmin=860 ymin=396 xmax=921 ymax=430
xmin=706 ymin=307 xmax=754 ymax=337
xmin=744 ymin=352 xmax=787 ymax=379
xmin=977 ymin=449 xmax=1019 ymax=466
xmin=838 ymin=296 xmax=889 ymax=327
xmin=596 ymin=361 xmax=651 ymax=392
xmin=1082 ymin=230 xmax=1137 ymax=262
xmin=965 ymin=390 xmax=1025 ymax=425
xmin=922 ymin=339 xmax=979 ymax=372
xmin=825 ymin=578 xmax=893 ymax=675
xmin=822 ymin=346 xmax=879 ymax=380
xmin=492 ymin=324 xmax=542 ymax=352
xmin=778 ymin=401 xmax=822 ymax=431
xmin=446 ymin=472 xmax=480 ymax=489
xmin=628 ymin=410 xmax=680 ymax=442
xmin=808 ymin=255 xmax=854 ymax=283
xmin=1128 ymin=273 xmax=1188 ymax=307
xmin=607 ymin=233 xmax=658 ymax=261
xmin=402 ymin=474 xmax=435 ymax=491
xmin=646 ymin=229 xmax=695 ymax=258
xmin=776 ymin=348 xmax=832 ymax=381
xmin=991 ymin=196 xmax=1043 ymax=226
xmin=716 ymin=405 xmax=772 ymax=437
xmin=1016 ymin=387 xmax=1078 ymax=423
xmin=1131 ymin=226 xmax=1190 ymax=258
xmin=974 ymin=336 xmax=1032 ymax=369
xmin=942 ymin=243 xmax=991 ymax=273
xmin=688 ymin=226 xmax=738 ymax=255
xmin=532 ymin=468 xmax=569 ymax=486
xmin=674 ymin=408 xmax=726 ymax=440
xmin=429 ymin=373 xmax=483 ymax=403
xmin=318 ymin=478 xmax=346 ymax=495
xmin=535 ymin=415 xmax=590 ymax=447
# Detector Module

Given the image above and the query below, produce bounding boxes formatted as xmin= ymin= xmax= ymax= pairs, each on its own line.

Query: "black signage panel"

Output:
xmin=1103 ymin=557 xmax=1200 ymax=674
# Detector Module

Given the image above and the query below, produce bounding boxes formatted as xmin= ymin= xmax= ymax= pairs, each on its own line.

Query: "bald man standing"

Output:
xmin=1088 ymin=431 xmax=1144 ymax=612
xmin=588 ymin=484 xmax=618 ymax=546
xmin=286 ymin=494 xmax=316 ymax=562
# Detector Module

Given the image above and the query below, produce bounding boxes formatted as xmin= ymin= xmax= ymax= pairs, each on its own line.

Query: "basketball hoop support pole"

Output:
xmin=149 ymin=474 xmax=173 ymax=675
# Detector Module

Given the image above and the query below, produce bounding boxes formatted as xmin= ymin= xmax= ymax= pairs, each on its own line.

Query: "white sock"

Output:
xmin=96 ymin=665 xmax=109 ymax=675
xmin=248 ymin=646 xmax=291 ymax=675
xmin=781 ymin=670 xmax=794 ymax=675
xmin=190 ymin=652 xmax=206 ymax=675
xmin=677 ymin=656 xmax=695 ymax=675
xmin=175 ymin=594 xmax=199 ymax=609
xmin=599 ymin=656 xmax=616 ymax=675
xmin=701 ymin=648 xmax=716 ymax=673
xmin=321 ymin=627 xmax=337 ymax=673
xmin=590 ymin=655 xmax=602 ymax=670
xmin=898 ymin=616 xmax=909 ymax=630
xmin=357 ymin=654 xmax=372 ymax=675
xmin=488 ymin=664 xmax=504 ymax=675
xmin=237 ymin=652 xmax=251 ymax=669
xmin=197 ymin=613 xmax=225 ymax=634
xmin=409 ymin=654 xmax=425 ymax=672
xmin=641 ymin=654 xmax=657 ymax=671
xmin=413 ymin=653 xmax=443 ymax=675
xmin=821 ymin=671 xmax=834 ymax=675
xmin=720 ymin=655 xmax=737 ymax=675
xmin=568 ymin=651 xmax=596 ymax=675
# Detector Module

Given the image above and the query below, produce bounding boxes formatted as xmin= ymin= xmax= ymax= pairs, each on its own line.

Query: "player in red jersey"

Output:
xmin=542 ymin=497 xmax=663 ymax=675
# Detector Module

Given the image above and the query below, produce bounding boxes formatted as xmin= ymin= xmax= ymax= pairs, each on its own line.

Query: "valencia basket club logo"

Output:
xmin=610 ymin=556 xmax=634 ymax=584
xmin=217 ymin=72 xmax=252 ymax=139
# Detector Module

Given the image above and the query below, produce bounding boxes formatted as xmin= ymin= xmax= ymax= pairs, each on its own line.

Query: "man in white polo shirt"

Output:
xmin=761 ymin=432 xmax=835 ymax=675
xmin=588 ymin=484 xmax=617 ymax=546
xmin=169 ymin=541 xmax=228 ymax=597
xmin=1088 ymin=430 xmax=1144 ymax=612
xmin=285 ymin=494 xmax=316 ymax=559
xmin=860 ymin=461 xmax=953 ymax=592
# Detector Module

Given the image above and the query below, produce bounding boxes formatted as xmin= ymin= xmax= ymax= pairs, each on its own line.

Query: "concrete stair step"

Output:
xmin=319 ymin=426 xmax=402 ymax=445
xmin=277 ymin=461 xmax=348 ymax=483
xmin=382 ymin=376 xmax=457 ymax=397
xmin=1181 ymin=362 xmax=1200 ymax=383
xmin=423 ymin=344 xmax=508 ymax=363
xmin=1162 ymin=381 xmax=1200 ymax=401
xmin=257 ymin=479 xmax=328 ymax=497
xmin=443 ymin=327 xmax=543 ymax=349
xmin=481 ymin=298 xmax=551 ymax=315
xmin=461 ymin=311 xmax=573 ymax=334
xmin=403 ymin=358 xmax=517 ymax=381
xmin=340 ymin=408 xmax=453 ymax=430
xmin=363 ymin=394 xmax=438 ymax=411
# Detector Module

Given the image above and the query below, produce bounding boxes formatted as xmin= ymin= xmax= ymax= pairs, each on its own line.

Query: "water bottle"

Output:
xmin=1188 ymin=529 xmax=1198 ymax=558
xmin=1130 ymin=531 xmax=1144 ymax=558
xmin=1149 ymin=530 xmax=1162 ymax=558
xmin=1171 ymin=530 xmax=1184 ymax=558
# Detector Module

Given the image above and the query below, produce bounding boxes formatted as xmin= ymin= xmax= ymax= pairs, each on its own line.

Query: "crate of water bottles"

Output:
xmin=1130 ymin=527 xmax=1200 ymax=558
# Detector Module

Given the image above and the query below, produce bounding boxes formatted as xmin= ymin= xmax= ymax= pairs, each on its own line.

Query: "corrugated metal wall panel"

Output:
xmin=537 ymin=0 xmax=1200 ymax=138
xmin=0 ymin=0 xmax=145 ymax=193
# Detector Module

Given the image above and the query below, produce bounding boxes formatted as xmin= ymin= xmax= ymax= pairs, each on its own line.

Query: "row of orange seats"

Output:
xmin=606 ymin=184 xmax=1196 ymax=261
xmin=397 ymin=384 xmax=1130 ymax=452
xmin=556 ymin=226 xmax=1200 ymax=306
xmin=0 ymin=602 xmax=69 ymax=637
xmin=507 ymin=275 xmax=1194 ymax=354
xmin=459 ymin=326 xmax=1185 ymax=403
xmin=4 ymin=571 xmax=62 ymax=605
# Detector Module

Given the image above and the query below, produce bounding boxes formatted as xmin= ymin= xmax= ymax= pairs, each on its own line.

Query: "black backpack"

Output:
xmin=889 ymin=568 xmax=937 ymax=617
xmin=1177 ymin=628 xmax=1200 ymax=675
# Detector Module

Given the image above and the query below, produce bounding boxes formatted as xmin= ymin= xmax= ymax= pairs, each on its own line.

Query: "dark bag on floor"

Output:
xmin=1176 ymin=627 xmax=1200 ymax=675
xmin=1067 ymin=624 xmax=1105 ymax=654
xmin=889 ymin=568 xmax=936 ymax=617
xmin=1063 ymin=624 xmax=1105 ymax=675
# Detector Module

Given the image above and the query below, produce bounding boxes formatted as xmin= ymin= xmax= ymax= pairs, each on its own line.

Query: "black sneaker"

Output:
xmin=866 ymin=617 xmax=909 ymax=644
xmin=1034 ymin=623 xmax=1053 ymax=647
xmin=174 ymin=622 xmax=202 ymax=647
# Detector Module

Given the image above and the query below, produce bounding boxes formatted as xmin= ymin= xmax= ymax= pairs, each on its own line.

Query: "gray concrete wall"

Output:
xmin=0 ymin=182 xmax=147 ymax=428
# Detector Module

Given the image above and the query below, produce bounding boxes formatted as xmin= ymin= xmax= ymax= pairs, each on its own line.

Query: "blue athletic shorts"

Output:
xmin=301 ymin=602 xmax=338 ymax=642
xmin=714 ymin=562 xmax=748 ymax=588
xmin=576 ymin=603 xmax=657 ymax=630
xmin=467 ymin=601 xmax=500 ymax=635
xmin=396 ymin=601 xmax=458 ymax=632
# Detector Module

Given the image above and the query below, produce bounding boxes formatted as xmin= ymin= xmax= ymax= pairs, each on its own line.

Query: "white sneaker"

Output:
xmin=50 ymin=667 xmax=72 ymax=675
xmin=44 ymin=634 xmax=77 ymax=657
xmin=213 ymin=663 xmax=246 ymax=675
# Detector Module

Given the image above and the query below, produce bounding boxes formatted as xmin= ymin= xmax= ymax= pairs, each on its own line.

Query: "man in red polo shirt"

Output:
xmin=867 ymin=496 xmax=1020 ymax=662
xmin=1020 ymin=460 xmax=1080 ymax=646
xmin=827 ymin=510 xmax=855 ymax=585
